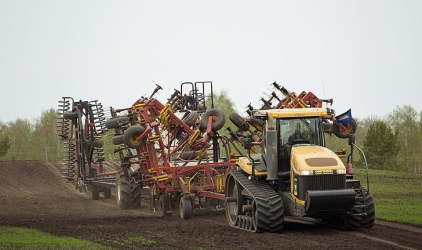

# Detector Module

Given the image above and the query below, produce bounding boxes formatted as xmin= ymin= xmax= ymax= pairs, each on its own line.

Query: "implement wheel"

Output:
xmin=116 ymin=173 xmax=131 ymax=210
xmin=200 ymin=108 xmax=226 ymax=132
xmin=105 ymin=116 xmax=129 ymax=129
xmin=123 ymin=125 xmax=147 ymax=148
xmin=93 ymin=139 xmax=104 ymax=148
xmin=91 ymin=185 xmax=99 ymax=200
xmin=182 ymin=111 xmax=199 ymax=127
xmin=159 ymin=194 xmax=171 ymax=217
xmin=333 ymin=118 xmax=357 ymax=138
xmin=112 ymin=135 xmax=124 ymax=145
xmin=116 ymin=172 xmax=141 ymax=209
xmin=104 ymin=187 xmax=111 ymax=198
xmin=249 ymin=118 xmax=263 ymax=131
xmin=180 ymin=196 xmax=193 ymax=220
xmin=229 ymin=113 xmax=249 ymax=132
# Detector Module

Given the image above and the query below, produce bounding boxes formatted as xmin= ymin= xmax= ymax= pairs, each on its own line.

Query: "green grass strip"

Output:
xmin=0 ymin=227 xmax=114 ymax=250
xmin=375 ymin=197 xmax=422 ymax=224
xmin=354 ymin=169 xmax=422 ymax=225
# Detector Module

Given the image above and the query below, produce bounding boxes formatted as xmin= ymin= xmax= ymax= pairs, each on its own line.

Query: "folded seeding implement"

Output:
xmin=57 ymin=81 xmax=374 ymax=232
xmin=58 ymin=82 xmax=236 ymax=218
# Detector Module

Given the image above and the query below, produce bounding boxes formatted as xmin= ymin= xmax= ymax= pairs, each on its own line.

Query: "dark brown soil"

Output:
xmin=1 ymin=160 xmax=421 ymax=250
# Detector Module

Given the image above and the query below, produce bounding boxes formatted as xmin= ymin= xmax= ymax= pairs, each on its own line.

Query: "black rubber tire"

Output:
xmin=229 ymin=113 xmax=249 ymax=132
xmin=249 ymin=118 xmax=263 ymax=131
xmin=116 ymin=172 xmax=141 ymax=209
xmin=180 ymin=196 xmax=193 ymax=220
xmin=197 ymin=103 xmax=206 ymax=111
xmin=182 ymin=111 xmax=199 ymax=127
xmin=93 ymin=139 xmax=104 ymax=148
xmin=91 ymin=185 xmax=99 ymax=200
xmin=112 ymin=135 xmax=124 ymax=145
xmin=200 ymin=108 xmax=226 ymax=132
xmin=132 ymin=184 xmax=141 ymax=209
xmin=332 ymin=118 xmax=357 ymax=138
xmin=141 ymin=187 xmax=152 ymax=198
xmin=63 ymin=111 xmax=78 ymax=120
xmin=322 ymin=123 xmax=333 ymax=132
xmin=105 ymin=116 xmax=129 ymax=129
xmin=198 ymin=122 xmax=206 ymax=132
xmin=104 ymin=187 xmax=111 ymax=198
xmin=123 ymin=125 xmax=146 ymax=148
xmin=179 ymin=151 xmax=199 ymax=160
xmin=159 ymin=194 xmax=171 ymax=217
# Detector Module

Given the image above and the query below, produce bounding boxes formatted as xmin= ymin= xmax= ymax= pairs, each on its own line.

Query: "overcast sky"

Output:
xmin=1 ymin=0 xmax=421 ymax=123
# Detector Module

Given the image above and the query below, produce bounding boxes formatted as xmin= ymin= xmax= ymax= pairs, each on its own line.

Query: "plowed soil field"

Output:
xmin=1 ymin=161 xmax=421 ymax=250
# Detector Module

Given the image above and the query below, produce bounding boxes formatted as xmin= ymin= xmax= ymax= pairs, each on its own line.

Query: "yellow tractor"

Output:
xmin=225 ymin=108 xmax=375 ymax=232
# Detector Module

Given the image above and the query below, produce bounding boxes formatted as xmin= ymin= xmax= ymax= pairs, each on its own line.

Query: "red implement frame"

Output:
xmin=123 ymin=97 xmax=236 ymax=200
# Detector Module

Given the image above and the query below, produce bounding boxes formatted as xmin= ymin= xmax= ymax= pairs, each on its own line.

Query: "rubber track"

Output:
xmin=229 ymin=170 xmax=284 ymax=232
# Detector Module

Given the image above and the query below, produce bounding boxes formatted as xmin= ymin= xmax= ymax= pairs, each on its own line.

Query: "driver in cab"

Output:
xmin=283 ymin=121 xmax=305 ymax=146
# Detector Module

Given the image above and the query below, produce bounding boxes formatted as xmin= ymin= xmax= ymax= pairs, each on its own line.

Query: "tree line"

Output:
xmin=0 ymin=109 xmax=61 ymax=161
xmin=0 ymin=97 xmax=420 ymax=174
xmin=326 ymin=105 xmax=422 ymax=173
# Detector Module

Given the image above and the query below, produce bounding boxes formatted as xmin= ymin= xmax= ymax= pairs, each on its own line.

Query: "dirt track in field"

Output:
xmin=0 ymin=160 xmax=421 ymax=250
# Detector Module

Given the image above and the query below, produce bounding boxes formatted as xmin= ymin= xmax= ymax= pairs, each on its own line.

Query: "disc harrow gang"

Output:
xmin=57 ymin=97 xmax=115 ymax=194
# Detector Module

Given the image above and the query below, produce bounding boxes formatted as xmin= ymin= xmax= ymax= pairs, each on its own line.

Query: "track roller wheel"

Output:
xmin=252 ymin=200 xmax=260 ymax=232
xmin=180 ymin=196 xmax=193 ymax=220
xmin=225 ymin=175 xmax=245 ymax=227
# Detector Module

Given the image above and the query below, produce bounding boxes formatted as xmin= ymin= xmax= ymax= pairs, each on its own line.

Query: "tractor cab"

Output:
xmin=257 ymin=108 xmax=328 ymax=174
xmin=276 ymin=115 xmax=325 ymax=173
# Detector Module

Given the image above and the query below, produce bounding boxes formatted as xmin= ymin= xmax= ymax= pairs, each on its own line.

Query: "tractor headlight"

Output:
xmin=336 ymin=169 xmax=346 ymax=174
xmin=300 ymin=170 xmax=314 ymax=175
